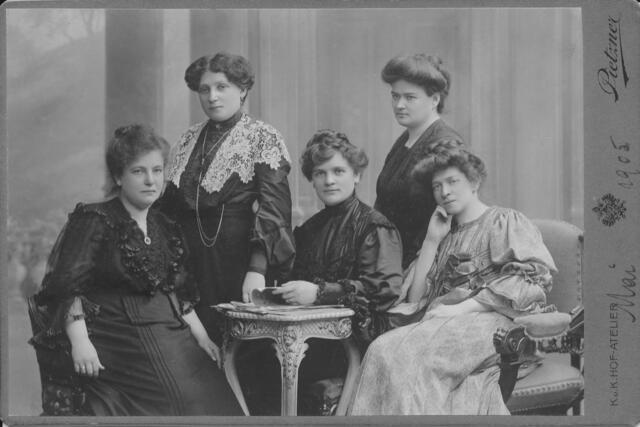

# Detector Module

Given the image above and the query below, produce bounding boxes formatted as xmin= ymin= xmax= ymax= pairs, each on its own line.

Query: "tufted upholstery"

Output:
xmin=504 ymin=219 xmax=584 ymax=415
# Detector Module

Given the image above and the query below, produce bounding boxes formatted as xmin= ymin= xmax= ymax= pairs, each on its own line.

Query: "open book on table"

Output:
xmin=213 ymin=288 xmax=344 ymax=315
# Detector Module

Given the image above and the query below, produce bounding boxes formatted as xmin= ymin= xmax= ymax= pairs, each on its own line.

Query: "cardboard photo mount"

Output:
xmin=1 ymin=1 xmax=639 ymax=426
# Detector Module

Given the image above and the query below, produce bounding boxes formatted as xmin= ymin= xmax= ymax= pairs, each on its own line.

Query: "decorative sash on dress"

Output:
xmin=438 ymin=253 xmax=502 ymax=296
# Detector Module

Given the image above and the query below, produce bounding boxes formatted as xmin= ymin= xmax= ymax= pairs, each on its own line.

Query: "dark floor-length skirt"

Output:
xmin=177 ymin=206 xmax=273 ymax=413
xmin=177 ymin=205 xmax=253 ymax=343
xmin=83 ymin=291 xmax=243 ymax=416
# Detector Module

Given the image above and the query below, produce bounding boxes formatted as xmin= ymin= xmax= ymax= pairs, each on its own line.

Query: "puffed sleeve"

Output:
xmin=316 ymin=225 xmax=403 ymax=345
xmin=247 ymin=127 xmax=296 ymax=281
xmin=473 ymin=209 xmax=557 ymax=318
xmin=32 ymin=205 xmax=105 ymax=337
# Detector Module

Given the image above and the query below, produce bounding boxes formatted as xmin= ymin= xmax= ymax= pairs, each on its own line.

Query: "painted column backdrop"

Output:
xmin=6 ymin=7 xmax=582 ymax=415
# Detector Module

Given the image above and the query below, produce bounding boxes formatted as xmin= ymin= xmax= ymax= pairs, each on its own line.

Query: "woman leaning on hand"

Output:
xmin=30 ymin=125 xmax=242 ymax=416
xmin=158 ymin=52 xmax=295 ymax=341
xmin=349 ymin=147 xmax=557 ymax=415
xmin=375 ymin=53 xmax=465 ymax=269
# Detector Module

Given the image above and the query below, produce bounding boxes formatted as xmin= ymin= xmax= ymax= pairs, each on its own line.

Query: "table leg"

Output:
xmin=223 ymin=339 xmax=250 ymax=416
xmin=272 ymin=326 xmax=309 ymax=416
xmin=335 ymin=338 xmax=361 ymax=415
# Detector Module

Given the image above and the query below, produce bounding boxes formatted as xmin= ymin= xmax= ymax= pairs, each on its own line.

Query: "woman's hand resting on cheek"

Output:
xmin=424 ymin=205 xmax=453 ymax=246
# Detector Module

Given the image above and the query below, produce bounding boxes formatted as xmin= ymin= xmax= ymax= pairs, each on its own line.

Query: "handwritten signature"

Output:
xmin=597 ymin=15 xmax=630 ymax=102
xmin=607 ymin=264 xmax=637 ymax=322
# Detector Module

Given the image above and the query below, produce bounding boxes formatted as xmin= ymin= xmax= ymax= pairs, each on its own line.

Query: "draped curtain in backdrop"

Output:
xmin=188 ymin=8 xmax=583 ymax=228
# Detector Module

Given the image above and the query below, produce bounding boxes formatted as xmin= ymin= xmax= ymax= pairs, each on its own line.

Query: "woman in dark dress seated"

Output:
xmin=375 ymin=54 xmax=465 ymax=269
xmin=29 ymin=124 xmax=243 ymax=416
xmin=272 ymin=129 xmax=404 ymax=415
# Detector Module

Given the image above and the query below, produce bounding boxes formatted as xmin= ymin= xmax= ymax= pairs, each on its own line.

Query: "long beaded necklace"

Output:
xmin=195 ymin=125 xmax=230 ymax=247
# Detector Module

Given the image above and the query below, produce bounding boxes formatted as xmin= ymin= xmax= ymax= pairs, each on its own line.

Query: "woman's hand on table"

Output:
xmin=242 ymin=271 xmax=266 ymax=303
xmin=272 ymin=281 xmax=318 ymax=305
xmin=71 ymin=338 xmax=105 ymax=378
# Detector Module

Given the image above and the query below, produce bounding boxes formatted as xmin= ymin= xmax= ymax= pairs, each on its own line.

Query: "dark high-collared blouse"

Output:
xmin=292 ymin=193 xmax=403 ymax=346
xmin=375 ymin=118 xmax=464 ymax=269
xmin=160 ymin=111 xmax=295 ymax=282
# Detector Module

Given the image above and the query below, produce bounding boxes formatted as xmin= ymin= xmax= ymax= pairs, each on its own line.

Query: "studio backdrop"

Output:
xmin=6 ymin=7 xmax=582 ymax=415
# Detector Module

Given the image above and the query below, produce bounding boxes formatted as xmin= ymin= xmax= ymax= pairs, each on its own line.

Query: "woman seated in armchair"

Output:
xmin=247 ymin=129 xmax=403 ymax=415
xmin=348 ymin=145 xmax=557 ymax=415
xmin=28 ymin=125 xmax=242 ymax=416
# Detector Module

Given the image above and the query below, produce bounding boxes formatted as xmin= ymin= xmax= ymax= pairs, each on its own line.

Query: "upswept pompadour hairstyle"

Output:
xmin=104 ymin=124 xmax=170 ymax=197
xmin=300 ymin=129 xmax=369 ymax=181
xmin=381 ymin=53 xmax=451 ymax=113
xmin=184 ymin=52 xmax=255 ymax=101
xmin=412 ymin=143 xmax=487 ymax=187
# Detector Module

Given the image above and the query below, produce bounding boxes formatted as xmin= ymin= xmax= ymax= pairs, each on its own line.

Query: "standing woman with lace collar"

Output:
xmin=158 ymin=52 xmax=295 ymax=342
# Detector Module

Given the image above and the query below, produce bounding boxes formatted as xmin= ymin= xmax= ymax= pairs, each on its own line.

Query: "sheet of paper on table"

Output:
xmin=213 ymin=288 xmax=344 ymax=315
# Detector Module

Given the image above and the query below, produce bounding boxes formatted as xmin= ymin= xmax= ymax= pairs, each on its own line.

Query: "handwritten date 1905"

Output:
xmin=609 ymin=136 xmax=638 ymax=190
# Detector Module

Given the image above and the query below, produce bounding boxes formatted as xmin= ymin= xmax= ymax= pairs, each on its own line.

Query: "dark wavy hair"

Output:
xmin=184 ymin=52 xmax=255 ymax=102
xmin=300 ymin=130 xmax=369 ymax=181
xmin=381 ymin=54 xmax=451 ymax=113
xmin=104 ymin=124 xmax=170 ymax=197
xmin=412 ymin=144 xmax=487 ymax=188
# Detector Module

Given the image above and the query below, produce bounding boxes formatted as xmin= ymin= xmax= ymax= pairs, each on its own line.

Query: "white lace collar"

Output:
xmin=167 ymin=114 xmax=291 ymax=194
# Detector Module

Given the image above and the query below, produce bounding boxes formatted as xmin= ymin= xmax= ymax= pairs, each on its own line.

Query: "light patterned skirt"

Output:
xmin=348 ymin=311 xmax=513 ymax=415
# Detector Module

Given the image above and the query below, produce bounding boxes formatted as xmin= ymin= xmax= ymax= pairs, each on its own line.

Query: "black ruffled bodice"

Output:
xmin=291 ymin=193 xmax=403 ymax=347
xmin=32 ymin=197 xmax=198 ymax=339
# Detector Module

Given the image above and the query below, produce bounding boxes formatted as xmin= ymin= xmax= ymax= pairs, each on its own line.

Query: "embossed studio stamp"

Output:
xmin=597 ymin=15 xmax=630 ymax=102
xmin=593 ymin=193 xmax=627 ymax=226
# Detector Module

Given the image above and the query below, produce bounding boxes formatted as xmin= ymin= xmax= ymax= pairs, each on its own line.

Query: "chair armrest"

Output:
xmin=493 ymin=325 xmax=537 ymax=365
xmin=493 ymin=306 xmax=584 ymax=362
xmin=568 ymin=305 xmax=584 ymax=354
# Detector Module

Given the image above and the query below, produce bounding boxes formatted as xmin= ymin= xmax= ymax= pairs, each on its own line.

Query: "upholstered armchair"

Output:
xmin=27 ymin=295 xmax=88 ymax=415
xmin=494 ymin=219 xmax=584 ymax=415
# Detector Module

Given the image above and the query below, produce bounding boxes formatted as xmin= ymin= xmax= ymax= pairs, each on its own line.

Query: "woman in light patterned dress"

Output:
xmin=349 ymin=146 xmax=557 ymax=415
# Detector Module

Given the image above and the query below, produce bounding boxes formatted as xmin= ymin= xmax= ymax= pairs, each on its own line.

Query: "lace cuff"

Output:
xmin=312 ymin=278 xmax=345 ymax=305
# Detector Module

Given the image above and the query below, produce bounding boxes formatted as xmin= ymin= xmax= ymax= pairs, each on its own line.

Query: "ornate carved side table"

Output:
xmin=221 ymin=307 xmax=360 ymax=416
